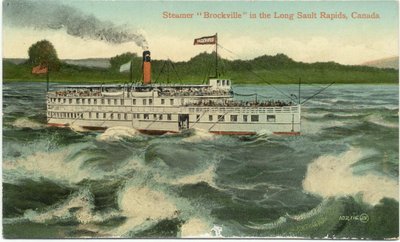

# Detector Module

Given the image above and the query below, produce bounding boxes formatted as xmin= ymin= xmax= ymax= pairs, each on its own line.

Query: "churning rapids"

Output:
xmin=2 ymin=82 xmax=399 ymax=239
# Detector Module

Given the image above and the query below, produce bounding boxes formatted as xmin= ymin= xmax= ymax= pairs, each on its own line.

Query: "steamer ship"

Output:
xmin=46 ymin=35 xmax=301 ymax=135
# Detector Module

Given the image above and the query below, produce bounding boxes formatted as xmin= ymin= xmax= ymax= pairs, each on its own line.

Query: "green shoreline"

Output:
xmin=3 ymin=53 xmax=399 ymax=85
xmin=3 ymin=79 xmax=398 ymax=85
xmin=3 ymin=78 xmax=399 ymax=84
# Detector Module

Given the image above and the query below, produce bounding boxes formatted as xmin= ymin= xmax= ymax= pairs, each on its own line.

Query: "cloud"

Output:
xmin=3 ymin=0 xmax=147 ymax=48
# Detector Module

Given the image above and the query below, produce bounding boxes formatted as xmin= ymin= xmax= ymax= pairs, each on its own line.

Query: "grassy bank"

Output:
xmin=3 ymin=53 xmax=399 ymax=84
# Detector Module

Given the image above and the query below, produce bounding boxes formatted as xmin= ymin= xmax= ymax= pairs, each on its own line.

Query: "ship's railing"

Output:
xmin=48 ymin=90 xmax=102 ymax=97
xmin=187 ymin=106 xmax=299 ymax=114
xmin=47 ymin=103 xmax=299 ymax=114
xmin=186 ymin=99 xmax=294 ymax=107
xmin=47 ymin=90 xmax=231 ymax=98
xmin=159 ymin=89 xmax=231 ymax=97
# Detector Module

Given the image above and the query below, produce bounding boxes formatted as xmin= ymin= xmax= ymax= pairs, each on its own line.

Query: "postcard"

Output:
xmin=2 ymin=0 xmax=399 ymax=239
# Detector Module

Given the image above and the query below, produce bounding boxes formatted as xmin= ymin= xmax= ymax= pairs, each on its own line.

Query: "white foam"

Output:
xmin=222 ymin=182 xmax=283 ymax=191
xmin=24 ymin=188 xmax=94 ymax=223
xmin=335 ymin=113 xmax=364 ymax=118
xmin=183 ymin=128 xmax=216 ymax=142
xmin=367 ymin=114 xmax=398 ymax=128
xmin=303 ymin=112 xmax=329 ymax=118
xmin=171 ymin=165 xmax=217 ymax=187
xmin=257 ymin=129 xmax=273 ymax=136
xmin=69 ymin=124 xmax=89 ymax=132
xmin=12 ymin=118 xmax=43 ymax=129
xmin=114 ymin=185 xmax=178 ymax=236
xmin=247 ymin=216 xmax=288 ymax=230
xmin=97 ymin=126 xmax=139 ymax=142
xmin=301 ymin=119 xmax=347 ymax=134
xmin=3 ymin=143 xmax=101 ymax=184
xmin=180 ymin=217 xmax=213 ymax=238
xmin=247 ymin=199 xmax=337 ymax=231
xmin=288 ymin=199 xmax=329 ymax=221
xmin=307 ymin=99 xmax=331 ymax=106
xmin=22 ymin=188 xmax=121 ymax=229
xmin=303 ymin=148 xmax=399 ymax=205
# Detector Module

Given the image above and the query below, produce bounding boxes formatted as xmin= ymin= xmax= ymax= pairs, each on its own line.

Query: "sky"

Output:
xmin=2 ymin=0 xmax=399 ymax=65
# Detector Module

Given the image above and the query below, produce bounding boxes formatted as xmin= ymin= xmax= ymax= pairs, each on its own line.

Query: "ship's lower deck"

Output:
xmin=47 ymin=105 xmax=301 ymax=135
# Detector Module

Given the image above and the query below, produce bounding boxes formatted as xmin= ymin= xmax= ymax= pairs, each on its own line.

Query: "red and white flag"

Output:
xmin=32 ymin=65 xmax=48 ymax=74
xmin=193 ymin=34 xmax=217 ymax=45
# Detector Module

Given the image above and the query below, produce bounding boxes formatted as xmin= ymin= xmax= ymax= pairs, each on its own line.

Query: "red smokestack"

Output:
xmin=143 ymin=50 xmax=151 ymax=85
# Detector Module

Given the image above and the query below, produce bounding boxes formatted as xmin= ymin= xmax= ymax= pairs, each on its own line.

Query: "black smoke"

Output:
xmin=3 ymin=0 xmax=148 ymax=48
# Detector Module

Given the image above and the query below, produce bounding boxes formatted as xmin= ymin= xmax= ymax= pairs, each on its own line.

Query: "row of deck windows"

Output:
xmin=49 ymin=112 xmax=174 ymax=121
xmin=207 ymin=114 xmax=275 ymax=122
xmin=135 ymin=98 xmax=175 ymax=105
xmin=49 ymin=112 xmax=129 ymax=120
xmin=49 ymin=112 xmax=83 ymax=119
xmin=50 ymin=98 xmax=176 ymax=106
xmin=49 ymin=112 xmax=276 ymax=123
xmin=217 ymin=80 xmax=230 ymax=86
xmin=139 ymin=114 xmax=172 ymax=120
xmin=51 ymin=98 xmax=126 ymax=105
xmin=88 ymin=112 xmax=129 ymax=120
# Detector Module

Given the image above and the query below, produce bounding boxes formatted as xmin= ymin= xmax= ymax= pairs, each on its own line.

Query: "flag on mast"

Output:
xmin=119 ymin=61 xmax=132 ymax=73
xmin=193 ymin=34 xmax=217 ymax=45
xmin=31 ymin=65 xmax=48 ymax=74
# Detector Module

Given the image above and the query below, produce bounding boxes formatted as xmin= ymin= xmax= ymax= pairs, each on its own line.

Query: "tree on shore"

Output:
xmin=28 ymin=40 xmax=61 ymax=71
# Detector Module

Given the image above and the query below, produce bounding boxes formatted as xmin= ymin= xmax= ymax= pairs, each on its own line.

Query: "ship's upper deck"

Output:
xmin=49 ymin=79 xmax=233 ymax=98
xmin=49 ymin=86 xmax=231 ymax=98
xmin=47 ymin=79 xmax=295 ymax=108
xmin=187 ymin=99 xmax=295 ymax=107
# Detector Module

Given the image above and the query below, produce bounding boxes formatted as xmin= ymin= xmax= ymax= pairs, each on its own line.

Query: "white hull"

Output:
xmin=47 ymin=81 xmax=301 ymax=135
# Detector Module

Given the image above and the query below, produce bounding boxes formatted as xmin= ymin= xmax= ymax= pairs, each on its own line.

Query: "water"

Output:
xmin=2 ymin=82 xmax=399 ymax=239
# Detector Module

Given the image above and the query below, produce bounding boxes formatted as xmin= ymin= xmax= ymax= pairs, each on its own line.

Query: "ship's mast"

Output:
xmin=129 ymin=59 xmax=133 ymax=83
xmin=215 ymin=33 xmax=218 ymax=78
xmin=298 ymin=77 xmax=301 ymax=104
xmin=46 ymin=69 xmax=49 ymax=92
